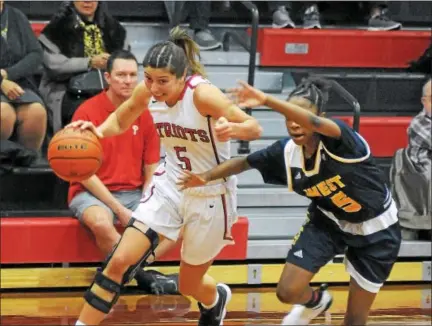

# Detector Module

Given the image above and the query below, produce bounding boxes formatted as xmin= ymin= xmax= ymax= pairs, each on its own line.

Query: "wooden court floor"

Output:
xmin=1 ymin=284 xmax=431 ymax=325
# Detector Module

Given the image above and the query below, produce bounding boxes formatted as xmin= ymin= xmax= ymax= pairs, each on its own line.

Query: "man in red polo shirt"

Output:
xmin=68 ymin=50 xmax=178 ymax=294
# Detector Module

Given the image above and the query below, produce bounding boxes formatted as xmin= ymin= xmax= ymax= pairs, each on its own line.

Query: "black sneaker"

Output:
xmin=197 ymin=283 xmax=232 ymax=326
xmin=135 ymin=269 xmax=179 ymax=295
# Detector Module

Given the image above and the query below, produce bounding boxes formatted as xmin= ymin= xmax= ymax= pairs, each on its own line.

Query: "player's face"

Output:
xmin=144 ymin=67 xmax=185 ymax=103
xmin=285 ymin=97 xmax=318 ymax=146
xmin=73 ymin=1 xmax=98 ymax=19
xmin=105 ymin=59 xmax=138 ymax=99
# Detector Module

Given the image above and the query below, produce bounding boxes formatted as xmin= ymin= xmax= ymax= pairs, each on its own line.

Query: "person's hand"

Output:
xmin=64 ymin=120 xmax=104 ymax=138
xmin=0 ymin=69 xmax=7 ymax=78
xmin=1 ymin=80 xmax=24 ymax=100
xmin=115 ymin=206 xmax=133 ymax=226
xmin=214 ymin=116 xmax=233 ymax=142
xmin=176 ymin=170 xmax=210 ymax=190
xmin=227 ymin=80 xmax=267 ymax=108
xmin=90 ymin=53 xmax=110 ymax=69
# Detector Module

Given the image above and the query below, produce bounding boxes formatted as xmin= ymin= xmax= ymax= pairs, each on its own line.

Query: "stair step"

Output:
xmin=246 ymin=239 xmax=432 ymax=259
xmin=237 ymin=188 xmax=310 ymax=208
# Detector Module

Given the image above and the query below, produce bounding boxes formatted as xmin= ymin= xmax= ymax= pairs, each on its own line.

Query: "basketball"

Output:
xmin=47 ymin=128 xmax=103 ymax=182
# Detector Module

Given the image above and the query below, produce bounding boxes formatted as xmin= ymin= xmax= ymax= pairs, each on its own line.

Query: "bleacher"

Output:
xmin=1 ymin=1 xmax=431 ymax=290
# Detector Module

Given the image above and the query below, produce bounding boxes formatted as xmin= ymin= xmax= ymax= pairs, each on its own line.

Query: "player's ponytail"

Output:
xmin=143 ymin=27 xmax=207 ymax=78
xmin=169 ymin=26 xmax=207 ymax=78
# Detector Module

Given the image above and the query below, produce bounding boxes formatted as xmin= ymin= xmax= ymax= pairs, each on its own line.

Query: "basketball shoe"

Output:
xmin=197 ymin=283 xmax=232 ymax=326
xmin=281 ymin=284 xmax=333 ymax=325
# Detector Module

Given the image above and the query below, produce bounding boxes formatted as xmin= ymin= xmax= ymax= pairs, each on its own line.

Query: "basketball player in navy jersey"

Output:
xmin=178 ymin=78 xmax=402 ymax=325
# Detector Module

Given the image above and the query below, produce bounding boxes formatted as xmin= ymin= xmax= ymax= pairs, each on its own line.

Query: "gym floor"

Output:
xmin=1 ymin=284 xmax=431 ymax=325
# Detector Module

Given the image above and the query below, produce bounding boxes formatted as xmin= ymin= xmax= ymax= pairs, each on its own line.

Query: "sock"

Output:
xmin=75 ymin=321 xmax=86 ymax=326
xmin=304 ymin=289 xmax=322 ymax=308
xmin=202 ymin=291 xmax=219 ymax=310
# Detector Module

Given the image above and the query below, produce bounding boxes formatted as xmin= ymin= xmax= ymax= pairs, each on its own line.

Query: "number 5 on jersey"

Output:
xmin=174 ymin=146 xmax=192 ymax=171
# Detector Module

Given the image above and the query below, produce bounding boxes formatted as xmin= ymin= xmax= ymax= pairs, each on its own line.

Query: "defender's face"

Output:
xmin=285 ymin=97 xmax=318 ymax=146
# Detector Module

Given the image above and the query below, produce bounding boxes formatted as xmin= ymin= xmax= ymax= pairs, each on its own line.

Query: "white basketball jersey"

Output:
xmin=149 ymin=75 xmax=231 ymax=184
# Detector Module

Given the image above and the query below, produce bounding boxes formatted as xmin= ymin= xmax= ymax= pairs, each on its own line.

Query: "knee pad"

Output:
xmin=84 ymin=270 xmax=122 ymax=314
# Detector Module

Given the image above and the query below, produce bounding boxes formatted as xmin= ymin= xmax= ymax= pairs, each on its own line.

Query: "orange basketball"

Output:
xmin=48 ymin=128 xmax=103 ymax=182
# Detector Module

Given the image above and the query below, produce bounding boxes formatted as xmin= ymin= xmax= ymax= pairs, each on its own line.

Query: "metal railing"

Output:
xmin=328 ymin=80 xmax=361 ymax=132
xmin=308 ymin=75 xmax=361 ymax=132
xmin=222 ymin=1 xmax=259 ymax=154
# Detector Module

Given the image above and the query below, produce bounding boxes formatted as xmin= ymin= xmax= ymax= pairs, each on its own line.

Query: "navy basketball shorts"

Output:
xmin=286 ymin=207 xmax=401 ymax=293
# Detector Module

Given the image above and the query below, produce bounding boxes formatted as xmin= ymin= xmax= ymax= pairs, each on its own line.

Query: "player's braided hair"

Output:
xmin=288 ymin=77 xmax=332 ymax=113
xmin=142 ymin=26 xmax=207 ymax=78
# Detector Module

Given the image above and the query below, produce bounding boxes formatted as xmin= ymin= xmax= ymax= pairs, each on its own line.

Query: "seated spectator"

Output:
xmin=391 ymin=79 xmax=431 ymax=240
xmin=166 ymin=1 xmax=221 ymax=51
xmin=68 ymin=50 xmax=179 ymax=294
xmin=38 ymin=0 xmax=127 ymax=132
xmin=407 ymin=78 xmax=431 ymax=174
xmin=0 ymin=0 xmax=47 ymax=151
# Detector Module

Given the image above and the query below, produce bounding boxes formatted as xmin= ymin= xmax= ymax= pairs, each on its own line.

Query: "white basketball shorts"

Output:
xmin=132 ymin=167 xmax=238 ymax=265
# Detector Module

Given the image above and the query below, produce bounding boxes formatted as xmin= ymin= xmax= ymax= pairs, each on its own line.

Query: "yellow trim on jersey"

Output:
xmin=321 ymin=133 xmax=371 ymax=164
xmin=284 ymin=140 xmax=294 ymax=192
xmin=300 ymin=142 xmax=323 ymax=176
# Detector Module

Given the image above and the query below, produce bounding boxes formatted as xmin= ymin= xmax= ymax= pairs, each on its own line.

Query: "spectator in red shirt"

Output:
xmin=68 ymin=50 xmax=177 ymax=292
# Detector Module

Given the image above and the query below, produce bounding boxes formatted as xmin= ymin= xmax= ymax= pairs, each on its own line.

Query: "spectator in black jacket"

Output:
xmin=0 ymin=0 xmax=47 ymax=151
xmin=38 ymin=1 xmax=127 ymax=132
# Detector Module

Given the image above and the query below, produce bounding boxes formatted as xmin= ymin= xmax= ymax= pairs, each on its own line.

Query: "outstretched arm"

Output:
xmin=177 ymin=156 xmax=251 ymax=190
xmin=230 ymin=81 xmax=342 ymax=139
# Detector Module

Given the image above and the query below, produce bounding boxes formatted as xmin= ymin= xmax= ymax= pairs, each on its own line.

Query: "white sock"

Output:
xmin=75 ymin=321 xmax=86 ymax=326
xmin=202 ymin=291 xmax=219 ymax=310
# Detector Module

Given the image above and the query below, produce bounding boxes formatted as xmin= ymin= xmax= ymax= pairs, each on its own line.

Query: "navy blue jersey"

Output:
xmin=247 ymin=119 xmax=391 ymax=223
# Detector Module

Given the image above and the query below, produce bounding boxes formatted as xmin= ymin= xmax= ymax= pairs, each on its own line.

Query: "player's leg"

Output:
xmin=343 ymin=221 xmax=401 ymax=325
xmin=179 ymin=259 xmax=231 ymax=325
xmin=343 ymin=278 xmax=377 ymax=326
xmin=76 ymin=181 xmax=182 ymax=325
xmin=70 ymin=191 xmax=120 ymax=255
xmin=76 ymin=218 xmax=162 ymax=325
xmin=113 ymin=189 xmax=178 ymax=293
xmin=279 ymin=214 xmax=342 ymax=325
xmin=178 ymin=192 xmax=237 ymax=325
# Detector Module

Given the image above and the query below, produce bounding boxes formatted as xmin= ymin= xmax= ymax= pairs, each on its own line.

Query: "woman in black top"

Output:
xmin=0 ymin=0 xmax=47 ymax=150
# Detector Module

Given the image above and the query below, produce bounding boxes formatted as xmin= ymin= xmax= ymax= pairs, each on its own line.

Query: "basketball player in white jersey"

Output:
xmin=68 ymin=26 xmax=263 ymax=326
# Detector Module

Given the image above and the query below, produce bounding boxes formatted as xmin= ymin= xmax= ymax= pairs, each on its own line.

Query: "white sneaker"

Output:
xmin=281 ymin=284 xmax=333 ymax=325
